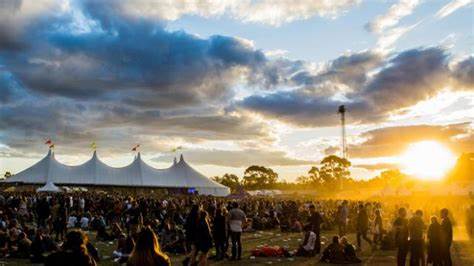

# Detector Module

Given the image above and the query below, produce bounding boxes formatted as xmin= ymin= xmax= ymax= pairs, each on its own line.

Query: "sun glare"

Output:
xmin=400 ymin=141 xmax=456 ymax=180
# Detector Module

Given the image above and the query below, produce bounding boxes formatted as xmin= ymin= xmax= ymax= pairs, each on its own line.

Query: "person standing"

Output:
xmin=196 ymin=211 xmax=213 ymax=266
xmin=339 ymin=200 xmax=349 ymax=236
xmin=440 ymin=208 xmax=452 ymax=266
xmin=228 ymin=202 xmax=246 ymax=260
xmin=394 ymin=208 xmax=409 ymax=266
xmin=409 ymin=210 xmax=425 ymax=266
xmin=183 ymin=204 xmax=200 ymax=266
xmin=373 ymin=209 xmax=383 ymax=247
xmin=213 ymin=205 xmax=227 ymax=260
xmin=427 ymin=216 xmax=442 ymax=266
xmin=356 ymin=204 xmax=372 ymax=250
xmin=308 ymin=204 xmax=321 ymax=254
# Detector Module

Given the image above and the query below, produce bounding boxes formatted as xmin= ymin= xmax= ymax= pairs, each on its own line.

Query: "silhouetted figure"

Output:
xmin=196 ymin=211 xmax=213 ymax=265
xmin=184 ymin=204 xmax=200 ymax=265
xmin=356 ymin=204 xmax=372 ymax=249
xmin=213 ymin=206 xmax=227 ymax=260
xmin=341 ymin=236 xmax=361 ymax=263
xmin=45 ymin=231 xmax=96 ymax=266
xmin=320 ymin=236 xmax=344 ymax=263
xmin=467 ymin=205 xmax=474 ymax=239
xmin=394 ymin=207 xmax=409 ymax=266
xmin=427 ymin=216 xmax=442 ymax=266
xmin=440 ymin=208 xmax=452 ymax=266
xmin=409 ymin=210 xmax=425 ymax=266
xmin=373 ymin=209 xmax=384 ymax=246
xmin=308 ymin=204 xmax=321 ymax=253
xmin=337 ymin=201 xmax=349 ymax=236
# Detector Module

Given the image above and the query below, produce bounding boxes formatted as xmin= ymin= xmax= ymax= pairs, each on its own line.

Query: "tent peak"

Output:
xmin=179 ymin=154 xmax=184 ymax=162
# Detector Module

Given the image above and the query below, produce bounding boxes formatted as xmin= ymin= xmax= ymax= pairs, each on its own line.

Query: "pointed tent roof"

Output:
xmin=5 ymin=150 xmax=229 ymax=196
xmin=37 ymin=181 xmax=61 ymax=192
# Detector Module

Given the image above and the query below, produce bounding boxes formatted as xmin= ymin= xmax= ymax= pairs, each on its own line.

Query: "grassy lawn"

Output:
xmin=1 ymin=229 xmax=472 ymax=265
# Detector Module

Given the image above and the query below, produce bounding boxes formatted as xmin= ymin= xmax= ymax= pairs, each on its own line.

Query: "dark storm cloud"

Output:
xmin=239 ymin=47 xmax=473 ymax=127
xmin=239 ymin=90 xmax=372 ymax=126
xmin=0 ymin=0 xmax=281 ymax=157
xmin=452 ymin=56 xmax=474 ymax=88
xmin=360 ymin=47 xmax=450 ymax=111
xmin=0 ymin=0 xmax=26 ymax=50
xmin=0 ymin=0 xmax=268 ymax=108
xmin=1 ymin=0 xmax=472 ymax=161
xmin=153 ymin=148 xmax=314 ymax=167
xmin=0 ymin=93 xmax=274 ymax=157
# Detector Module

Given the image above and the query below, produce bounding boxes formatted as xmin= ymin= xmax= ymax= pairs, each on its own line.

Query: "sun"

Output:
xmin=400 ymin=141 xmax=456 ymax=180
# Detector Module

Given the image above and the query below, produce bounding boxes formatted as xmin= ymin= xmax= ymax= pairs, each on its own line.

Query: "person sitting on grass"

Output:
xmin=45 ymin=230 xmax=97 ymax=266
xmin=340 ymin=236 xmax=361 ymax=263
xmin=14 ymin=232 xmax=31 ymax=259
xmin=290 ymin=217 xmax=303 ymax=232
xmin=320 ymin=236 xmax=345 ymax=264
xmin=295 ymin=225 xmax=317 ymax=257
xmin=127 ymin=226 xmax=170 ymax=266
xmin=161 ymin=220 xmax=185 ymax=254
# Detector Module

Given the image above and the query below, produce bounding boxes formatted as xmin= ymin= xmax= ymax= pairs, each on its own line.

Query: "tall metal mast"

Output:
xmin=338 ymin=105 xmax=347 ymax=159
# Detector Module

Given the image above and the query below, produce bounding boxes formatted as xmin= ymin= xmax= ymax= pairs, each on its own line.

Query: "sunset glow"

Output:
xmin=400 ymin=141 xmax=456 ymax=180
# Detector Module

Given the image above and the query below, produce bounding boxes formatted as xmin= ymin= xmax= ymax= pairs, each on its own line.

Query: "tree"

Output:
xmin=243 ymin=165 xmax=278 ymax=189
xmin=319 ymin=155 xmax=351 ymax=190
xmin=307 ymin=166 xmax=321 ymax=184
xmin=212 ymin=173 xmax=241 ymax=192
xmin=296 ymin=175 xmax=311 ymax=185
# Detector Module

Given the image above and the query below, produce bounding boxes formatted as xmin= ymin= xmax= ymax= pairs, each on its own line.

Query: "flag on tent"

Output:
xmin=91 ymin=142 xmax=97 ymax=150
xmin=45 ymin=139 xmax=52 ymax=145
xmin=171 ymin=146 xmax=182 ymax=152
xmin=132 ymin=144 xmax=140 ymax=151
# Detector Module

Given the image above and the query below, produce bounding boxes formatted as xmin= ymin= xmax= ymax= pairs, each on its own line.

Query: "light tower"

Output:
xmin=338 ymin=105 xmax=347 ymax=159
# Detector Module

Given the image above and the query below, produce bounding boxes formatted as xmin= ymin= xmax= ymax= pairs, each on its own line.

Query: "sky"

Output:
xmin=0 ymin=0 xmax=473 ymax=181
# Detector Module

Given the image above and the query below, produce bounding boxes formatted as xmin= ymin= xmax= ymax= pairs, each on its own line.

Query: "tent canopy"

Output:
xmin=5 ymin=150 xmax=230 ymax=196
xmin=37 ymin=181 xmax=61 ymax=193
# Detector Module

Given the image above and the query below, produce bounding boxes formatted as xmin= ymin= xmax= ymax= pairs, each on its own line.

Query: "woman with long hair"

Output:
xmin=127 ymin=226 xmax=170 ymax=266
xmin=45 ymin=230 xmax=96 ymax=266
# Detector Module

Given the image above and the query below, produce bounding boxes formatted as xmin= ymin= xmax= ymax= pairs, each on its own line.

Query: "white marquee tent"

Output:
xmin=37 ymin=181 xmax=61 ymax=193
xmin=4 ymin=150 xmax=230 ymax=196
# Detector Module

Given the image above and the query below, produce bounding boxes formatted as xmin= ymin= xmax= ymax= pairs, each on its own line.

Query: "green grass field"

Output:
xmin=1 ymin=229 xmax=473 ymax=265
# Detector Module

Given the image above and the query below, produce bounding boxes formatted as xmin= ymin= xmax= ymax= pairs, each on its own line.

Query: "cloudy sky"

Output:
xmin=0 ymin=0 xmax=472 ymax=181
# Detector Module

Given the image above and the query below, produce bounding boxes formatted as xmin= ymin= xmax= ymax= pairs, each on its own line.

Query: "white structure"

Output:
xmin=37 ymin=181 xmax=61 ymax=193
xmin=4 ymin=150 xmax=230 ymax=196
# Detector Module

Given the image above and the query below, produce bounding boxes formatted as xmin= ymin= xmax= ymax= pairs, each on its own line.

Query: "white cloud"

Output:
xmin=375 ymin=22 xmax=420 ymax=51
xmin=264 ymin=49 xmax=289 ymax=58
xmin=367 ymin=0 xmax=420 ymax=33
xmin=435 ymin=0 xmax=472 ymax=19
xmin=366 ymin=0 xmax=422 ymax=51
xmin=119 ymin=0 xmax=361 ymax=26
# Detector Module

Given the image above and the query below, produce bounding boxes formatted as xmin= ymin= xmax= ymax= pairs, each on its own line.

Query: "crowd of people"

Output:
xmin=0 ymin=191 xmax=471 ymax=265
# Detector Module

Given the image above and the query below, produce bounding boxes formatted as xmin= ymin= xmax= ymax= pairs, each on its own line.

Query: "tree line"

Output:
xmin=211 ymin=155 xmax=380 ymax=192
